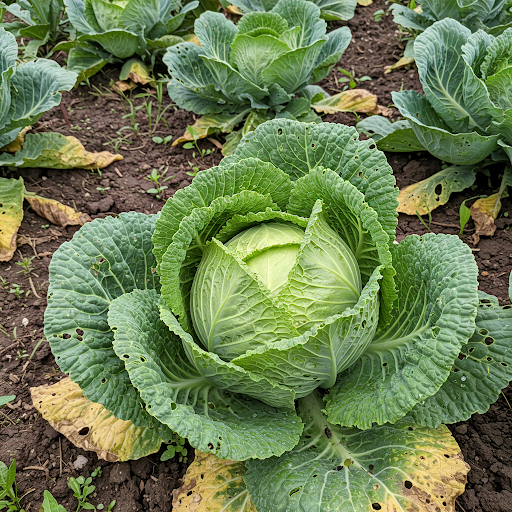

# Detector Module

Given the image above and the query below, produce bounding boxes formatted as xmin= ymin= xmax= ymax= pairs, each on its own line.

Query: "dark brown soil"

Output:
xmin=1 ymin=1 xmax=511 ymax=511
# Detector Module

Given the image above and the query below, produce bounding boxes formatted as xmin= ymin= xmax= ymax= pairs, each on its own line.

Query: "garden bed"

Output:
xmin=1 ymin=1 xmax=511 ymax=510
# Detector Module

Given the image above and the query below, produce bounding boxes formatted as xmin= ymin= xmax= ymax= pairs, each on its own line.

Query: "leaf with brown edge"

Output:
xmin=173 ymin=450 xmax=256 ymax=512
xmin=173 ymin=110 xmax=250 ymax=145
xmin=119 ymin=58 xmax=152 ymax=85
xmin=397 ymin=166 xmax=478 ymax=215
xmin=470 ymin=193 xmax=502 ymax=237
xmin=0 ymin=132 xmax=123 ymax=169
xmin=24 ymin=193 xmax=91 ymax=228
xmin=0 ymin=177 xmax=24 ymax=262
xmin=311 ymin=89 xmax=378 ymax=114
xmin=31 ymin=378 xmax=162 ymax=462
xmin=1 ymin=126 xmax=32 ymax=153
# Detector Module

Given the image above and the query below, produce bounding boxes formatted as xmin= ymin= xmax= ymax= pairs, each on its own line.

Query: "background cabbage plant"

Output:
xmin=59 ymin=0 xmax=209 ymax=80
xmin=163 ymin=0 xmax=358 ymax=154
xmin=43 ymin=119 xmax=512 ymax=510
xmin=0 ymin=0 xmax=67 ymax=58
xmin=220 ymin=0 xmax=358 ymax=21
xmin=391 ymin=0 xmax=512 ymax=37
xmin=357 ymin=19 xmax=512 ymax=216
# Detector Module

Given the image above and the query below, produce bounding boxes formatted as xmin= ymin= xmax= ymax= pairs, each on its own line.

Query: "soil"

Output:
xmin=0 ymin=1 xmax=511 ymax=511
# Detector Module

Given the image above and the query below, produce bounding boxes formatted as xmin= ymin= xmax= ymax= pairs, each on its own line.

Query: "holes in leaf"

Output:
xmin=372 ymin=503 xmax=382 ymax=510
xmin=187 ymin=491 xmax=193 ymax=497
xmin=373 ymin=484 xmax=379 ymax=491
xmin=444 ymin=454 xmax=450 ymax=458
xmin=408 ymin=427 xmax=414 ymax=431
xmin=101 ymin=378 xmax=106 ymax=384
xmin=63 ymin=333 xmax=71 ymax=340
xmin=312 ymin=474 xmax=318 ymax=478
xmin=358 ymin=171 xmax=363 ymax=178
xmin=277 ymin=129 xmax=283 ymax=135
xmin=335 ymin=466 xmax=343 ymax=471
xmin=484 ymin=337 xmax=494 ymax=346
xmin=501 ymin=362 xmax=508 ymax=367
xmin=487 ymin=357 xmax=492 ymax=362
xmin=354 ymin=155 xmax=359 ymax=160
xmin=479 ymin=328 xmax=489 ymax=336
xmin=368 ymin=464 xmax=374 ymax=473
xmin=311 ymin=143 xmax=315 ymax=148
xmin=208 ymin=403 xmax=215 ymax=410
xmin=76 ymin=329 xmax=84 ymax=336
xmin=434 ymin=184 xmax=442 ymax=196
xmin=431 ymin=326 xmax=440 ymax=338
xmin=382 ymin=362 xmax=387 ymax=367
xmin=208 ymin=443 xmax=214 ymax=450
xmin=404 ymin=480 xmax=413 ymax=489
xmin=458 ymin=353 xmax=466 ymax=360
xmin=123 ymin=354 xmax=129 ymax=359
xmin=78 ymin=427 xmax=90 ymax=436
xmin=369 ymin=143 xmax=376 ymax=150
xmin=140 ymin=356 xmax=146 ymax=362
xmin=453 ymin=368 xmax=460 ymax=372
xmin=171 ymin=403 xmax=177 ymax=410
xmin=469 ymin=347 xmax=475 ymax=353
xmin=289 ymin=487 xmax=302 ymax=497
xmin=200 ymin=474 xmax=204 ymax=479
xmin=362 ymin=320 xmax=367 ymax=329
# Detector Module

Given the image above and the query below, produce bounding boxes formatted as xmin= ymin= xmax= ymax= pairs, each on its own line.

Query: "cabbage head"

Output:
xmin=44 ymin=119 xmax=512 ymax=511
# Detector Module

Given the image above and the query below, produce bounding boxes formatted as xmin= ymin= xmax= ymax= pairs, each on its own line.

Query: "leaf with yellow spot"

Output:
xmin=173 ymin=110 xmax=251 ymax=145
xmin=397 ymin=166 xmax=477 ymax=215
xmin=245 ymin=392 xmax=469 ymax=512
xmin=0 ymin=132 xmax=122 ymax=169
xmin=1 ymin=126 xmax=32 ymax=153
xmin=24 ymin=192 xmax=91 ymax=228
xmin=0 ymin=177 xmax=24 ymax=262
xmin=31 ymin=378 xmax=162 ymax=462
xmin=311 ymin=89 xmax=378 ymax=114
xmin=173 ymin=450 xmax=256 ymax=512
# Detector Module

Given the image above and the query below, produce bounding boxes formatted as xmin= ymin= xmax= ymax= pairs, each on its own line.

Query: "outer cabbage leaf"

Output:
xmin=107 ymin=289 xmax=303 ymax=461
xmin=45 ymin=213 xmax=171 ymax=440
xmin=405 ymin=298 xmax=512 ymax=427
xmin=356 ymin=117 xmax=425 ymax=152
xmin=228 ymin=119 xmax=398 ymax=242
xmin=244 ymin=392 xmax=469 ymax=512
xmin=325 ymin=233 xmax=479 ymax=429
xmin=392 ymin=89 xmax=500 ymax=165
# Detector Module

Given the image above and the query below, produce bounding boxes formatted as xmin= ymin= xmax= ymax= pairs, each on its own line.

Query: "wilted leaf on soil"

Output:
xmin=174 ymin=111 xmax=249 ymax=145
xmin=311 ymin=89 xmax=378 ymax=114
xmin=24 ymin=193 xmax=91 ymax=228
xmin=397 ymin=166 xmax=478 ymax=215
xmin=31 ymin=378 xmax=162 ymax=462
xmin=0 ymin=132 xmax=123 ymax=169
xmin=0 ymin=177 xmax=24 ymax=262
xmin=470 ymin=193 xmax=502 ymax=237
xmin=385 ymin=39 xmax=415 ymax=74
xmin=119 ymin=58 xmax=152 ymax=85
xmin=1 ymin=126 xmax=32 ymax=153
xmin=357 ymin=0 xmax=373 ymax=5
xmin=173 ymin=450 xmax=256 ymax=512
xmin=112 ymin=80 xmax=137 ymax=92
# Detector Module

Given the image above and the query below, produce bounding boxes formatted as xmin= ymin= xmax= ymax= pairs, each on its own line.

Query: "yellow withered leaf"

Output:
xmin=173 ymin=112 xmax=247 ymax=145
xmin=119 ymin=58 xmax=152 ymax=85
xmin=173 ymin=451 xmax=256 ymax=512
xmin=470 ymin=193 xmax=501 ymax=237
xmin=397 ymin=167 xmax=477 ymax=215
xmin=24 ymin=193 xmax=91 ymax=228
xmin=34 ymin=135 xmax=123 ymax=169
xmin=31 ymin=378 xmax=162 ymax=462
xmin=311 ymin=89 xmax=378 ymax=114
xmin=1 ymin=126 xmax=32 ymax=153
xmin=384 ymin=54 xmax=415 ymax=74
xmin=0 ymin=177 xmax=24 ymax=262
xmin=183 ymin=33 xmax=201 ymax=46
xmin=226 ymin=4 xmax=244 ymax=14
xmin=357 ymin=0 xmax=373 ymax=5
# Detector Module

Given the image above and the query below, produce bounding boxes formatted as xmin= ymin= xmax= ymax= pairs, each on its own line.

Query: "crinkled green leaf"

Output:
xmin=230 ymin=118 xmax=398 ymax=243
xmin=311 ymin=26 xmax=351 ymax=83
xmin=285 ymin=170 xmax=395 ymax=325
xmin=356 ymin=116 xmax=425 ymax=152
xmin=393 ymin=89 xmax=500 ymax=165
xmin=405 ymin=299 xmax=512 ymax=427
xmin=325 ymin=233 xmax=479 ymax=429
xmin=480 ymin=27 xmax=512 ymax=79
xmin=108 ymin=289 xmax=303 ymax=461
xmin=245 ymin=391 xmax=469 ymax=512
xmin=237 ymin=11 xmax=288 ymax=35
xmin=76 ymin=30 xmax=139 ymax=59
xmin=159 ymin=299 xmax=296 ymax=408
xmin=153 ymin=158 xmax=293 ymax=264
xmin=486 ymin=67 xmax=512 ymax=110
xmin=159 ymin=190 xmax=277 ymax=333
xmin=45 ymin=213 xmax=171 ymax=440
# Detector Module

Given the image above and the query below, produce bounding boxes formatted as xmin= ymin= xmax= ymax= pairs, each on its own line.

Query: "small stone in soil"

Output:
xmin=73 ymin=455 xmax=88 ymax=470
